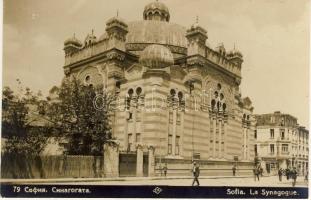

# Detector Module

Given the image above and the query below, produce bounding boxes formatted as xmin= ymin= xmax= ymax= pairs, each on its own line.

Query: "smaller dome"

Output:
xmin=64 ymin=35 xmax=82 ymax=47
xmin=143 ymin=1 xmax=170 ymax=22
xmin=106 ymin=16 xmax=128 ymax=28
xmin=227 ymin=48 xmax=243 ymax=58
xmin=139 ymin=44 xmax=174 ymax=69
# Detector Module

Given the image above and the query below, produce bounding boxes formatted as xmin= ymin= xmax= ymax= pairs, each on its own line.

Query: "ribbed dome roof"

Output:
xmin=143 ymin=1 xmax=170 ymax=22
xmin=106 ymin=16 xmax=128 ymax=28
xmin=144 ymin=1 xmax=169 ymax=13
xmin=64 ymin=36 xmax=82 ymax=47
xmin=139 ymin=44 xmax=174 ymax=68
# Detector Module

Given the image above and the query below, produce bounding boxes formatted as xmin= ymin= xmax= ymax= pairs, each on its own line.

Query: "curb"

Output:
xmin=2 ymin=175 xmax=255 ymax=184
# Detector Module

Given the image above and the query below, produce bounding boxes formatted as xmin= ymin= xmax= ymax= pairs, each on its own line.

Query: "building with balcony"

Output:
xmin=62 ymin=0 xmax=255 ymax=177
xmin=297 ymin=126 xmax=309 ymax=175
xmin=255 ymin=111 xmax=309 ymax=175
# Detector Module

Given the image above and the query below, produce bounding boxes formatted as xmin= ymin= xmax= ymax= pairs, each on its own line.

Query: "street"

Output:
xmin=28 ymin=176 xmax=308 ymax=187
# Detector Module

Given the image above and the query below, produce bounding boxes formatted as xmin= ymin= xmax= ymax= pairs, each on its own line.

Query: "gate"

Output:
xmin=143 ymin=155 xmax=149 ymax=177
xmin=119 ymin=153 xmax=136 ymax=177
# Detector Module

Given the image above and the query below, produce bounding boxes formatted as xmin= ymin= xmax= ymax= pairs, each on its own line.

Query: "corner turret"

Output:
xmin=63 ymin=34 xmax=82 ymax=56
xmin=186 ymin=17 xmax=208 ymax=57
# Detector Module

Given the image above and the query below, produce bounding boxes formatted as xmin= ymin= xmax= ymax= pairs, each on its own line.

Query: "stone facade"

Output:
xmin=62 ymin=1 xmax=255 ymax=176
xmin=255 ymin=111 xmax=309 ymax=175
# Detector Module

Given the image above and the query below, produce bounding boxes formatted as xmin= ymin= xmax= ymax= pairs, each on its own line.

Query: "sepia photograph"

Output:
xmin=1 ymin=0 xmax=309 ymax=198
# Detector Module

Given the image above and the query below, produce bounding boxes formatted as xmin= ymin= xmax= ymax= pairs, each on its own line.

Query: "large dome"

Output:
xmin=139 ymin=44 xmax=174 ymax=69
xmin=126 ymin=20 xmax=187 ymax=48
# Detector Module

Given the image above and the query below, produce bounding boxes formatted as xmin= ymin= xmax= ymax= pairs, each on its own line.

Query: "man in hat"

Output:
xmin=278 ymin=168 xmax=283 ymax=182
xmin=232 ymin=165 xmax=237 ymax=176
xmin=292 ymin=167 xmax=298 ymax=187
xmin=192 ymin=162 xmax=200 ymax=186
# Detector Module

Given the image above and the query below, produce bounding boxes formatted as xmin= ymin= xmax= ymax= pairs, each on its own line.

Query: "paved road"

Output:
xmin=34 ymin=176 xmax=308 ymax=187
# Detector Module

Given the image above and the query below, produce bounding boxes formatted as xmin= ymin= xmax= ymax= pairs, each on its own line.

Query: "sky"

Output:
xmin=3 ymin=0 xmax=310 ymax=127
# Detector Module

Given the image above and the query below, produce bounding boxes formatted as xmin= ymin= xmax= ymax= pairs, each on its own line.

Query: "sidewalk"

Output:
xmin=1 ymin=175 xmax=253 ymax=184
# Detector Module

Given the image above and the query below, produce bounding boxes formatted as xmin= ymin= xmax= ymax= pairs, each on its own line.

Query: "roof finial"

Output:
xmin=196 ymin=15 xmax=199 ymax=24
xmin=116 ymin=9 xmax=119 ymax=17
xmin=234 ymin=43 xmax=236 ymax=50
xmin=91 ymin=29 xmax=94 ymax=35
xmin=73 ymin=33 xmax=76 ymax=38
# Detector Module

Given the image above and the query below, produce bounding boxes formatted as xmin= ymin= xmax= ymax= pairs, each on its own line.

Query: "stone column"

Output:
xmin=104 ymin=141 xmax=119 ymax=177
xmin=224 ymin=121 xmax=228 ymax=159
xmin=243 ymin=128 xmax=247 ymax=160
xmin=136 ymin=144 xmax=144 ymax=177
xmin=133 ymin=97 xmax=137 ymax=148
xmin=172 ymin=108 xmax=177 ymax=156
xmin=218 ymin=119 xmax=222 ymax=158
xmin=148 ymin=146 xmax=155 ymax=177
xmin=246 ymin=128 xmax=249 ymax=160
xmin=213 ymin=116 xmax=216 ymax=158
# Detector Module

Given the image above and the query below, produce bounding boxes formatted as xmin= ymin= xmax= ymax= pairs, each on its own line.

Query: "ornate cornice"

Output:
xmin=63 ymin=48 xmax=137 ymax=71
xmin=126 ymin=43 xmax=187 ymax=55
xmin=106 ymin=50 xmax=125 ymax=61
xmin=187 ymin=55 xmax=206 ymax=67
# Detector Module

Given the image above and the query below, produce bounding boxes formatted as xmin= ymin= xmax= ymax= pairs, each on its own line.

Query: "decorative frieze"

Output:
xmin=126 ymin=43 xmax=187 ymax=55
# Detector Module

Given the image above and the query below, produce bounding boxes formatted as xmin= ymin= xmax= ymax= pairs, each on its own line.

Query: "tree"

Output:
xmin=2 ymin=84 xmax=49 ymax=155
xmin=46 ymin=77 xmax=114 ymax=155
xmin=1 ymin=83 xmax=50 ymax=178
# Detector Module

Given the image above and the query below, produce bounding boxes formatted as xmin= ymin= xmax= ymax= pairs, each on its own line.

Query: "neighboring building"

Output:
xmin=62 ymin=1 xmax=255 ymax=176
xmin=297 ymin=126 xmax=309 ymax=175
xmin=255 ymin=111 xmax=309 ymax=175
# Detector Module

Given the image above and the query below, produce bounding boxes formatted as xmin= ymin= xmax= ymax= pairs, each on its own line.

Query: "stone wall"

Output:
xmin=1 ymin=151 xmax=120 ymax=179
xmin=154 ymin=158 xmax=254 ymax=177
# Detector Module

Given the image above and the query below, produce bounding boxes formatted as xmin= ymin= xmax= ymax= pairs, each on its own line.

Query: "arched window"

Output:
xmin=116 ymin=81 xmax=121 ymax=89
xmin=136 ymin=87 xmax=142 ymax=96
xmin=84 ymin=75 xmax=91 ymax=85
xmin=217 ymin=101 xmax=221 ymax=110
xmin=217 ymin=83 xmax=222 ymax=90
xmin=214 ymin=91 xmax=218 ymax=98
xmin=220 ymin=93 xmax=224 ymax=100
xmin=178 ymin=91 xmax=183 ymax=106
xmin=223 ymin=103 xmax=227 ymax=111
xmin=126 ymin=88 xmax=134 ymax=110
xmin=115 ymin=81 xmax=121 ymax=94
xmin=211 ymin=99 xmax=216 ymax=109
xmin=189 ymin=82 xmax=194 ymax=94
xmin=170 ymin=89 xmax=176 ymax=97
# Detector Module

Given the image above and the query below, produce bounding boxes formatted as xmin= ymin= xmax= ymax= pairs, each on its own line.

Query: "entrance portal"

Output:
xmin=119 ymin=153 xmax=136 ymax=177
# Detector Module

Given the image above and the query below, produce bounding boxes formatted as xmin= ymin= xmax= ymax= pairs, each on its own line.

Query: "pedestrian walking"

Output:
xmin=286 ymin=168 xmax=290 ymax=180
xmin=159 ymin=164 xmax=163 ymax=176
xmin=253 ymin=166 xmax=260 ymax=181
xmin=292 ymin=167 xmax=297 ymax=187
xmin=232 ymin=165 xmax=236 ymax=176
xmin=304 ymin=171 xmax=308 ymax=182
xmin=192 ymin=162 xmax=200 ymax=186
xmin=163 ymin=164 xmax=168 ymax=177
xmin=278 ymin=168 xmax=283 ymax=182
xmin=260 ymin=167 xmax=263 ymax=177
